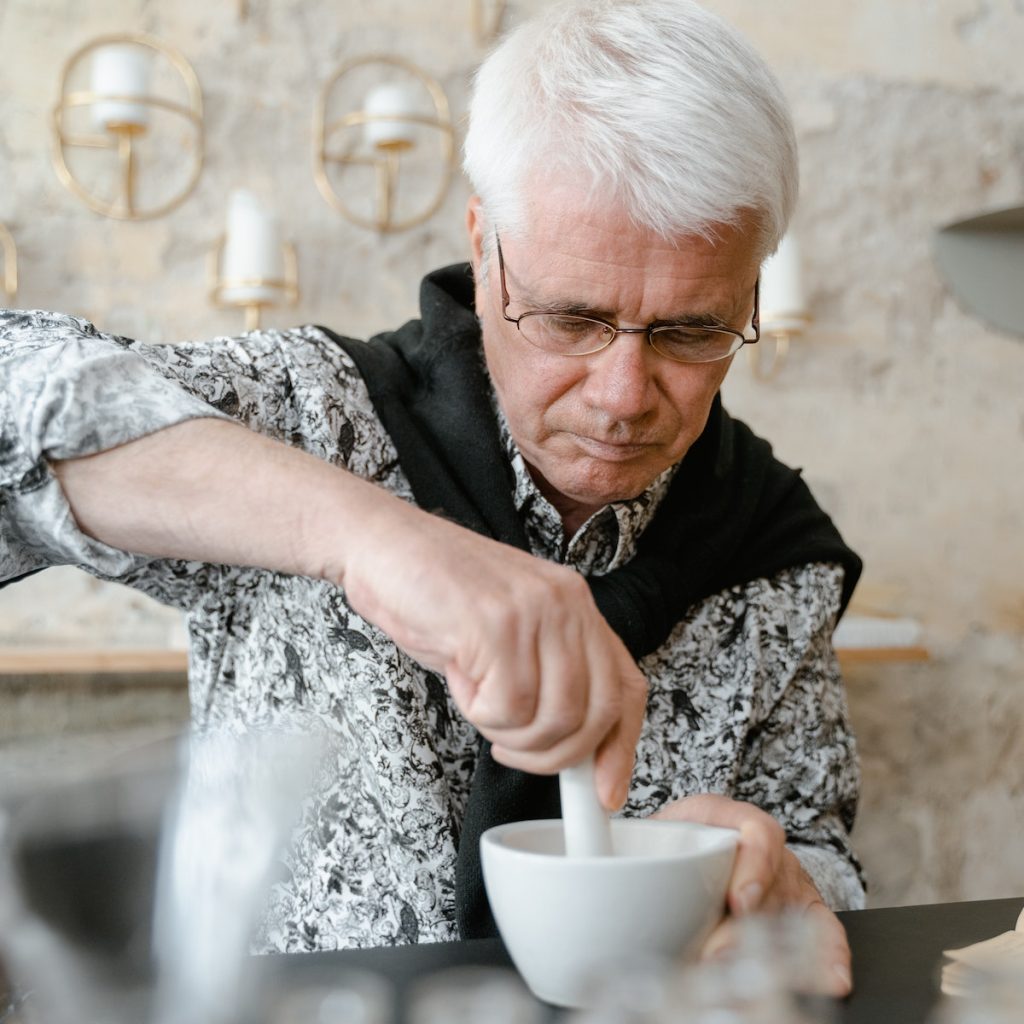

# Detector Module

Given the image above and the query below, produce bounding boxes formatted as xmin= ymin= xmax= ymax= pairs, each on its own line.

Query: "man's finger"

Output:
xmin=484 ymin=616 xmax=591 ymax=749
xmin=727 ymin=812 xmax=786 ymax=915
xmin=650 ymin=794 xmax=784 ymax=914
xmin=593 ymin=661 xmax=647 ymax=809
xmin=699 ymin=915 xmax=740 ymax=963
xmin=806 ymin=901 xmax=853 ymax=997
xmin=454 ymin=611 xmax=542 ymax=730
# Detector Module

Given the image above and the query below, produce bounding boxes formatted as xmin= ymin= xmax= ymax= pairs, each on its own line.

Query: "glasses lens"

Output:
xmin=518 ymin=313 xmax=614 ymax=355
xmin=650 ymin=327 xmax=743 ymax=364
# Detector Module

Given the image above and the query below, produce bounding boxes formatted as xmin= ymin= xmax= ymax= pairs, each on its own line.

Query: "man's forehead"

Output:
xmin=501 ymin=219 xmax=759 ymax=323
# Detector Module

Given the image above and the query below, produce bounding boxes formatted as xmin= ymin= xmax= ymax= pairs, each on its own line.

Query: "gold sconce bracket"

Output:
xmin=748 ymin=331 xmax=792 ymax=381
xmin=52 ymin=33 xmax=204 ymax=221
xmin=314 ymin=55 xmax=455 ymax=233
xmin=471 ymin=0 xmax=508 ymax=45
xmin=0 ymin=224 xmax=17 ymax=305
xmin=207 ymin=237 xmax=300 ymax=332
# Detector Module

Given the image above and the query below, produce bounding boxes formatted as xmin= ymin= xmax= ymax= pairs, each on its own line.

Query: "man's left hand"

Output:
xmin=651 ymin=794 xmax=852 ymax=997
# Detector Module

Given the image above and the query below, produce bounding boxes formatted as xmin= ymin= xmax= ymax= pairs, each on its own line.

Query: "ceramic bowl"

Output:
xmin=480 ymin=817 xmax=738 ymax=1008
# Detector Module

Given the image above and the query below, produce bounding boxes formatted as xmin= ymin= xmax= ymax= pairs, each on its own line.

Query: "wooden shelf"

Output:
xmin=0 ymin=644 xmax=928 ymax=676
xmin=0 ymin=649 xmax=188 ymax=675
xmin=837 ymin=646 xmax=930 ymax=665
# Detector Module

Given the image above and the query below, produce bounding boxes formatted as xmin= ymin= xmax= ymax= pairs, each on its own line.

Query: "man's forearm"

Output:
xmin=50 ymin=416 xmax=397 ymax=585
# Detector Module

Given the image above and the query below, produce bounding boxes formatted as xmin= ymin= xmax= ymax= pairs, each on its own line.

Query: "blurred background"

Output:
xmin=0 ymin=0 xmax=1021 ymax=909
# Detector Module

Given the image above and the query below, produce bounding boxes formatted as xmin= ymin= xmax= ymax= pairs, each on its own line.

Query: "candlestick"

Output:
xmin=363 ymin=83 xmax=421 ymax=151
xmin=90 ymin=43 xmax=154 ymax=132
xmin=315 ymin=55 xmax=456 ymax=233
xmin=761 ymin=232 xmax=808 ymax=335
xmin=219 ymin=190 xmax=284 ymax=308
xmin=750 ymin=231 xmax=810 ymax=380
xmin=54 ymin=33 xmax=204 ymax=220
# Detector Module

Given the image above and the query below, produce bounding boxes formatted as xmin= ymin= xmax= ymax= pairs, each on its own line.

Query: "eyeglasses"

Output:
xmin=495 ymin=233 xmax=760 ymax=364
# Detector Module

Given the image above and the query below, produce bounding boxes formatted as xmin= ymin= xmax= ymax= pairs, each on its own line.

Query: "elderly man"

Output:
xmin=0 ymin=0 xmax=861 ymax=994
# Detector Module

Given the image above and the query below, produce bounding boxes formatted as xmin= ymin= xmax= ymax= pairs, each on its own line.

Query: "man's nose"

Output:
xmin=579 ymin=333 xmax=660 ymax=421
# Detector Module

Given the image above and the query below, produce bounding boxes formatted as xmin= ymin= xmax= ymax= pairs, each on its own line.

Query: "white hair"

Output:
xmin=463 ymin=0 xmax=798 ymax=260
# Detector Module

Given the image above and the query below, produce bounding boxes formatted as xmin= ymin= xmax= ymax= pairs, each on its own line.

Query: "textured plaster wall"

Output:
xmin=0 ymin=0 xmax=1022 ymax=908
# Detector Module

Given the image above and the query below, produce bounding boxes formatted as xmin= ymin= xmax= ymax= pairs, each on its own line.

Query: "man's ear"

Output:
xmin=466 ymin=195 xmax=485 ymax=273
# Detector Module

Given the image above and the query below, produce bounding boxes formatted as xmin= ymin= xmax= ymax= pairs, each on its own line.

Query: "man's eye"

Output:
xmin=660 ymin=327 xmax=718 ymax=344
xmin=657 ymin=328 xmax=727 ymax=352
xmin=548 ymin=316 xmax=597 ymax=335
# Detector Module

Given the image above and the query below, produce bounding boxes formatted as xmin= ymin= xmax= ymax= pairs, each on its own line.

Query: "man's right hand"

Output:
xmin=339 ymin=495 xmax=648 ymax=811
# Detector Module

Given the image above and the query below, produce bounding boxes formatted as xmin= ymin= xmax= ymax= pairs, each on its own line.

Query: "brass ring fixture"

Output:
xmin=747 ymin=332 xmax=792 ymax=381
xmin=52 ymin=33 xmax=204 ymax=221
xmin=0 ymin=224 xmax=17 ymax=305
xmin=314 ymin=55 xmax=455 ymax=233
xmin=471 ymin=0 xmax=508 ymax=44
xmin=208 ymin=236 xmax=300 ymax=331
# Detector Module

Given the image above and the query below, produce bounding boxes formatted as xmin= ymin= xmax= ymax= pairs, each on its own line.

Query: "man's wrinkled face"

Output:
xmin=467 ymin=183 xmax=761 ymax=529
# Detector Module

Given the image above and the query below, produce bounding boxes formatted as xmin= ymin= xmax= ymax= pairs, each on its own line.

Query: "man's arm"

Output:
xmin=48 ymin=409 xmax=647 ymax=810
xmin=0 ymin=310 xmax=646 ymax=801
xmin=728 ymin=567 xmax=864 ymax=911
xmin=651 ymin=564 xmax=860 ymax=996
xmin=1 ymin=310 xmax=645 ymax=801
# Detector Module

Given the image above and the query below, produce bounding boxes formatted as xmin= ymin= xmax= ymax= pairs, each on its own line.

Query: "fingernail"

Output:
xmin=703 ymin=943 xmax=733 ymax=964
xmin=600 ymin=786 xmax=625 ymax=812
xmin=833 ymin=964 xmax=852 ymax=993
xmin=737 ymin=882 xmax=763 ymax=914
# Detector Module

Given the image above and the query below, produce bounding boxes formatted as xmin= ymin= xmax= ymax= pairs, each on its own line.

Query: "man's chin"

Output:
xmin=525 ymin=447 xmax=675 ymax=512
xmin=548 ymin=468 xmax=664 ymax=509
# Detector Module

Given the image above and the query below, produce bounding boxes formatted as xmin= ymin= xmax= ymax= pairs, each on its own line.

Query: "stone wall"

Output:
xmin=1 ymin=0 xmax=1022 ymax=908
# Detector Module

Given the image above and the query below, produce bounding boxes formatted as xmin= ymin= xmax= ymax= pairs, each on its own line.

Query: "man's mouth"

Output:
xmin=571 ymin=434 xmax=655 ymax=461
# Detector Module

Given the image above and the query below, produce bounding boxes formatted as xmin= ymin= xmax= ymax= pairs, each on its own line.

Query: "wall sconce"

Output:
xmin=314 ymin=56 xmax=456 ymax=233
xmin=208 ymin=190 xmax=299 ymax=331
xmin=933 ymin=204 xmax=1024 ymax=340
xmin=52 ymin=33 xmax=204 ymax=220
xmin=0 ymin=224 xmax=17 ymax=306
xmin=752 ymin=231 xmax=810 ymax=380
xmin=471 ymin=0 xmax=508 ymax=44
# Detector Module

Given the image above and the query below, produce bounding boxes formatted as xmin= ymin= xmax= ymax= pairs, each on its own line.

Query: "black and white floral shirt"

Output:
xmin=0 ymin=309 xmax=864 ymax=952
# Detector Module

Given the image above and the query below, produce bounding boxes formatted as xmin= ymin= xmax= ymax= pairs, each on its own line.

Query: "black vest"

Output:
xmin=318 ymin=263 xmax=862 ymax=938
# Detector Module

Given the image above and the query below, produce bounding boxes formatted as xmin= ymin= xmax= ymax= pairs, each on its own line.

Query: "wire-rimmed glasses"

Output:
xmin=495 ymin=233 xmax=760 ymax=364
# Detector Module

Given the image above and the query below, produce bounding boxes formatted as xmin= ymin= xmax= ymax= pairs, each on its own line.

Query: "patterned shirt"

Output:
xmin=0 ymin=308 xmax=864 ymax=952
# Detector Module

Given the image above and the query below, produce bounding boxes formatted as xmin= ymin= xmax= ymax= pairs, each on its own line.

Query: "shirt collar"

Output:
xmin=491 ymin=395 xmax=679 ymax=573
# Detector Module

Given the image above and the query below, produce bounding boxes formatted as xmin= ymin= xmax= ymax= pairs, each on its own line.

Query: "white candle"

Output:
xmin=220 ymin=190 xmax=284 ymax=307
xmin=363 ymin=83 xmax=421 ymax=151
xmin=90 ymin=43 xmax=154 ymax=131
xmin=760 ymin=231 xmax=809 ymax=334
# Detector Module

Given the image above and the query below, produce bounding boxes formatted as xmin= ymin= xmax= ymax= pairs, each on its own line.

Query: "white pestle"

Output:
xmin=558 ymin=755 xmax=614 ymax=857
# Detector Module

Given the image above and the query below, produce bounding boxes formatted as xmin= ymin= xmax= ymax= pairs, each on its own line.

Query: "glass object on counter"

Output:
xmin=0 ymin=716 xmax=328 ymax=1024
xmin=929 ymin=968 xmax=1024 ymax=1024
xmin=272 ymin=970 xmax=395 ymax=1024
xmin=409 ymin=966 xmax=542 ymax=1024
xmin=569 ymin=912 xmax=840 ymax=1024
